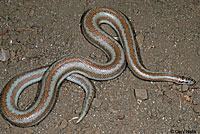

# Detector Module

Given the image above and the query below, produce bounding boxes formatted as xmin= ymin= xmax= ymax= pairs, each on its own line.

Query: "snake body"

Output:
xmin=0 ymin=7 xmax=195 ymax=127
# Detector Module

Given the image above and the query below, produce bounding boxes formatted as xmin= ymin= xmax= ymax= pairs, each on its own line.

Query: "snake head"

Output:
xmin=176 ymin=76 xmax=196 ymax=86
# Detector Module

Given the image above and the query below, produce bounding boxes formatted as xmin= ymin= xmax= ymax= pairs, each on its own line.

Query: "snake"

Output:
xmin=0 ymin=7 xmax=195 ymax=127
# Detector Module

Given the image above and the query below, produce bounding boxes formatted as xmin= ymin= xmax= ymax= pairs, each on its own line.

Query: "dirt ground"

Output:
xmin=0 ymin=0 xmax=200 ymax=133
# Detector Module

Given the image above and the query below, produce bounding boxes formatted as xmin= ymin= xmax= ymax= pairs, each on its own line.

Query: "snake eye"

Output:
xmin=188 ymin=79 xmax=196 ymax=85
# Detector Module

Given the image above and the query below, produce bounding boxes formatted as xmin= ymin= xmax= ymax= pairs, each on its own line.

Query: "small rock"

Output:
xmin=182 ymin=107 xmax=186 ymax=111
xmin=193 ymin=105 xmax=200 ymax=113
xmin=31 ymin=25 xmax=37 ymax=29
xmin=40 ymin=38 xmax=44 ymax=43
xmin=136 ymin=33 xmax=144 ymax=47
xmin=136 ymin=98 xmax=142 ymax=105
xmin=192 ymin=96 xmax=199 ymax=105
xmin=135 ymin=89 xmax=148 ymax=100
xmin=0 ymin=48 xmax=10 ymax=61
xmin=29 ymin=9 xmax=34 ymax=17
xmin=59 ymin=120 xmax=68 ymax=129
xmin=113 ymin=36 xmax=119 ymax=41
xmin=92 ymin=98 xmax=102 ymax=108
xmin=181 ymin=85 xmax=188 ymax=92
xmin=117 ymin=115 xmax=125 ymax=120
xmin=192 ymin=99 xmax=198 ymax=105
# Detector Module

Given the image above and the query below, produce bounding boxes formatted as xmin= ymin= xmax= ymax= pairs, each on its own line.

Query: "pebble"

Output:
xmin=29 ymin=9 xmax=34 ymax=17
xmin=0 ymin=48 xmax=10 ymax=61
xmin=59 ymin=119 xmax=68 ymax=129
xmin=193 ymin=105 xmax=200 ymax=113
xmin=136 ymin=33 xmax=144 ymax=47
xmin=192 ymin=97 xmax=199 ymax=105
xmin=181 ymin=85 xmax=188 ymax=92
xmin=193 ymin=101 xmax=198 ymax=105
xmin=182 ymin=107 xmax=186 ymax=111
xmin=92 ymin=98 xmax=102 ymax=108
xmin=117 ymin=115 xmax=125 ymax=120
xmin=40 ymin=38 xmax=44 ymax=43
xmin=134 ymin=89 xmax=148 ymax=100
xmin=31 ymin=25 xmax=37 ymax=29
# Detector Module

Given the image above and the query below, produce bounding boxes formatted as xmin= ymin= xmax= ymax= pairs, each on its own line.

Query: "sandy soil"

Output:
xmin=0 ymin=0 xmax=200 ymax=133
